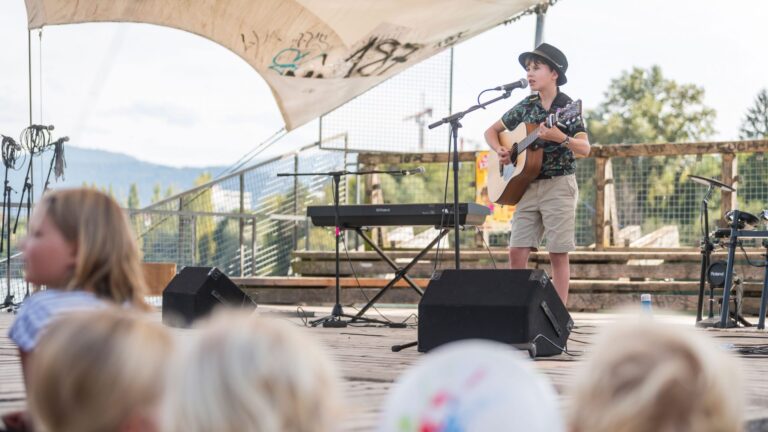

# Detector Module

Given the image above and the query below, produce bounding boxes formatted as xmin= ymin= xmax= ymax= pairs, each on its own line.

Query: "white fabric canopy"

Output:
xmin=25 ymin=0 xmax=540 ymax=130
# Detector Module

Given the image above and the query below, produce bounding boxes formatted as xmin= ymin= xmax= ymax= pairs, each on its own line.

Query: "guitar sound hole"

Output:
xmin=510 ymin=144 xmax=518 ymax=167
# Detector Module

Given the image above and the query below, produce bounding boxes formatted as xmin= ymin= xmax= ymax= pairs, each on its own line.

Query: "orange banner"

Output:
xmin=475 ymin=151 xmax=515 ymax=230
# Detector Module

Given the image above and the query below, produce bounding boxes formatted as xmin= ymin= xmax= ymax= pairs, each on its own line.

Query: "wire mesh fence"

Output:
xmin=132 ymin=142 xmax=349 ymax=277
xmin=607 ymin=153 xmax=768 ymax=248
xmin=129 ymin=147 xmax=768 ymax=278
xmin=0 ymin=253 xmax=28 ymax=308
xmin=320 ymin=50 xmax=452 ymax=153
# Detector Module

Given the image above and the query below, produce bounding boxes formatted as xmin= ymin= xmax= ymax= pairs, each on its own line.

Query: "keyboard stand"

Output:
xmin=349 ymin=226 xmax=451 ymax=323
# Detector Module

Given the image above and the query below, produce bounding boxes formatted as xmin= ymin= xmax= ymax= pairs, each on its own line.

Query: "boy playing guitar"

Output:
xmin=484 ymin=43 xmax=590 ymax=306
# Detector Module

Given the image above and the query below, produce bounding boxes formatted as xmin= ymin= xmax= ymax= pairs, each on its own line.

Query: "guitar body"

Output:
xmin=487 ymin=123 xmax=542 ymax=205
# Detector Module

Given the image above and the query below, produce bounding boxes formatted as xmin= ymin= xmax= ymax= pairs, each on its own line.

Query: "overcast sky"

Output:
xmin=1 ymin=0 xmax=766 ymax=168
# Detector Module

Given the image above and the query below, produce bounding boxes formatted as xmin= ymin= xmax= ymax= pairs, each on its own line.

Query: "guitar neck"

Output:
xmin=517 ymin=128 xmax=540 ymax=152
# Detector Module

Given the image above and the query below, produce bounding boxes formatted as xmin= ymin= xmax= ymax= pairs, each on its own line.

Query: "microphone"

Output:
xmin=400 ymin=166 xmax=425 ymax=176
xmin=493 ymin=78 xmax=528 ymax=92
xmin=51 ymin=136 xmax=69 ymax=145
xmin=30 ymin=124 xmax=55 ymax=131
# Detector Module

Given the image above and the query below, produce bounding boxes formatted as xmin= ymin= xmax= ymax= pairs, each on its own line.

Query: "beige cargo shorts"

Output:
xmin=509 ymin=174 xmax=578 ymax=253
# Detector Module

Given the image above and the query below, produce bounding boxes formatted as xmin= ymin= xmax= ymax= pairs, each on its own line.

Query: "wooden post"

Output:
xmin=721 ymin=153 xmax=738 ymax=219
xmin=594 ymin=157 xmax=606 ymax=251
xmin=604 ymin=159 xmax=619 ymax=246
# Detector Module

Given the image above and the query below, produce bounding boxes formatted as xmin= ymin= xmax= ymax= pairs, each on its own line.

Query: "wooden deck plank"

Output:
xmin=1 ymin=308 xmax=768 ymax=430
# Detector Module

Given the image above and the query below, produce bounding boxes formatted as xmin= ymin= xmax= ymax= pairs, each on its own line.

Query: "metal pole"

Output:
xmin=177 ymin=197 xmax=184 ymax=265
xmin=28 ymin=30 xmax=33 ymax=125
xmin=251 ymin=217 xmax=258 ymax=276
xmin=535 ymin=3 xmax=548 ymax=47
xmin=293 ymin=153 xmax=299 ymax=251
xmin=239 ymin=173 xmax=245 ymax=276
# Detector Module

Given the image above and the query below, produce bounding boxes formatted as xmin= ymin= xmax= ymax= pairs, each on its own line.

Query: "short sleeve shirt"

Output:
xmin=500 ymin=90 xmax=587 ymax=177
xmin=8 ymin=289 xmax=106 ymax=352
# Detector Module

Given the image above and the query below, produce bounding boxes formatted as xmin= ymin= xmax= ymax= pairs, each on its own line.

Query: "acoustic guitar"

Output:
xmin=487 ymin=99 xmax=582 ymax=205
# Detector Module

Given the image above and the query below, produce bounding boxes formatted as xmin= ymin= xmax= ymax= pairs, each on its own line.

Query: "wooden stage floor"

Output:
xmin=2 ymin=306 xmax=768 ymax=431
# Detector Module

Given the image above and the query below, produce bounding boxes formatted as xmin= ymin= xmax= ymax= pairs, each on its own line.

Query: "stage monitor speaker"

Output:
xmin=162 ymin=266 xmax=256 ymax=328
xmin=418 ymin=269 xmax=572 ymax=357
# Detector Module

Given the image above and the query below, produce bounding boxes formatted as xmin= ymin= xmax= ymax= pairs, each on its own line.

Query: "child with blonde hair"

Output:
xmin=163 ymin=311 xmax=342 ymax=432
xmin=28 ymin=308 xmax=172 ymax=432
xmin=4 ymin=188 xmax=148 ymax=430
xmin=568 ymin=320 xmax=744 ymax=432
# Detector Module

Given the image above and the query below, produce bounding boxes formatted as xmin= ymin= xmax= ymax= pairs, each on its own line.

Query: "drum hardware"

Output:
xmin=689 ymin=174 xmax=768 ymax=329
xmin=698 ymin=261 xmax=741 ymax=328
xmin=707 ymin=261 xmax=727 ymax=288
xmin=717 ymin=209 xmax=768 ymax=329
xmin=711 ymin=274 xmax=751 ymax=328
xmin=759 ymin=235 xmax=768 ymax=330
xmin=690 ymin=175 xmax=734 ymax=326
xmin=726 ymin=209 xmax=760 ymax=230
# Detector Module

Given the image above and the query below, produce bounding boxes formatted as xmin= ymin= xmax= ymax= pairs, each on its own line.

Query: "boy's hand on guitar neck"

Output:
xmin=537 ymin=122 xmax=567 ymax=144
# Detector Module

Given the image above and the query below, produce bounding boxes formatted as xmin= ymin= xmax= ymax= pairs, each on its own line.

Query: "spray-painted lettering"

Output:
xmin=344 ymin=38 xmax=421 ymax=78
xmin=434 ymin=31 xmax=467 ymax=49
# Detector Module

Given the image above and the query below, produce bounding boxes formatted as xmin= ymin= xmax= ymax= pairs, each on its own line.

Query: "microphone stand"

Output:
xmin=43 ymin=137 xmax=67 ymax=192
xmin=695 ymin=183 xmax=716 ymax=325
xmin=0 ymin=136 xmax=21 ymax=312
xmin=13 ymin=126 xmax=50 ymax=303
xmin=428 ymin=90 xmax=516 ymax=269
xmin=278 ymin=168 xmax=416 ymax=328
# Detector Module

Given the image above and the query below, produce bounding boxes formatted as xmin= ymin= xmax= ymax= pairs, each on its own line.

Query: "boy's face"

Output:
xmin=525 ymin=59 xmax=558 ymax=92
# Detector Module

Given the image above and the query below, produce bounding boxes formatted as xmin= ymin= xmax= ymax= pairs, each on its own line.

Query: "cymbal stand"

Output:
xmin=695 ymin=183 xmax=716 ymax=324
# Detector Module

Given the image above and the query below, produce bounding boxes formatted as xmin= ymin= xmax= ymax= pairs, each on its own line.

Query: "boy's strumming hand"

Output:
xmin=497 ymin=148 xmax=512 ymax=165
xmin=538 ymin=122 xmax=567 ymax=143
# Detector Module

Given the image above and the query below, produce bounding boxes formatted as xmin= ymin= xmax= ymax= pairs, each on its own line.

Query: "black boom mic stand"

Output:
xmin=43 ymin=136 xmax=68 ymax=191
xmin=427 ymin=83 xmax=525 ymax=269
xmin=13 ymin=125 xmax=52 ymax=303
xmin=14 ymin=125 xmax=51 ymax=234
xmin=0 ymin=135 xmax=23 ymax=311
xmin=277 ymin=168 xmax=422 ymax=327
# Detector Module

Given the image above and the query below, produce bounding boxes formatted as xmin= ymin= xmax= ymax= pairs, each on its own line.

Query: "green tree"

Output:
xmin=127 ymin=184 xmax=140 ymax=209
xmin=586 ymin=65 xmax=716 ymax=144
xmin=737 ymin=89 xmax=768 ymax=217
xmin=188 ymin=172 xmax=216 ymax=265
xmin=740 ymin=88 xmax=768 ymax=139
xmin=151 ymin=184 xmax=162 ymax=204
xmin=585 ymin=65 xmax=718 ymax=242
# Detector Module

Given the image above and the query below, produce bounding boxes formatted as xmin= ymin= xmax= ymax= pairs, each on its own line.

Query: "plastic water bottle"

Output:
xmin=640 ymin=293 xmax=653 ymax=315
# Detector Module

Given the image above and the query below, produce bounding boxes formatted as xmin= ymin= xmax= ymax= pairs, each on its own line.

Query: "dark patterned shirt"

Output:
xmin=500 ymin=90 xmax=587 ymax=177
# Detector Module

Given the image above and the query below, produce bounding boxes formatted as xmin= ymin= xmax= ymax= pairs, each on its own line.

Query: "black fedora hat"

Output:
xmin=518 ymin=43 xmax=568 ymax=86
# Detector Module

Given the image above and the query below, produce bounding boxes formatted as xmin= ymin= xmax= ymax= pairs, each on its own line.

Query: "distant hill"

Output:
xmin=3 ymin=145 xmax=226 ymax=207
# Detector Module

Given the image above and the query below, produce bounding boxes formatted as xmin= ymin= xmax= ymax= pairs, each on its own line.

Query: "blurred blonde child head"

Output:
xmin=163 ymin=311 xmax=342 ymax=432
xmin=27 ymin=187 xmax=147 ymax=306
xmin=568 ymin=319 xmax=743 ymax=432
xmin=28 ymin=308 xmax=172 ymax=432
